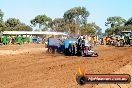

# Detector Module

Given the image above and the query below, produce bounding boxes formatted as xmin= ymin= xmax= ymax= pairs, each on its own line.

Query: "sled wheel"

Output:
xmin=95 ymin=53 xmax=98 ymax=57
xmin=81 ymin=51 xmax=85 ymax=57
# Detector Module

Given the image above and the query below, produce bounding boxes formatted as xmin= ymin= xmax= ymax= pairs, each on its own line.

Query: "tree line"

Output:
xmin=0 ymin=10 xmax=32 ymax=31
xmin=0 ymin=7 xmax=102 ymax=35
xmin=105 ymin=16 xmax=132 ymax=35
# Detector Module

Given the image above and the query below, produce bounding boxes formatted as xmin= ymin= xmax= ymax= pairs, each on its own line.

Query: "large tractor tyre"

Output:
xmin=76 ymin=76 xmax=86 ymax=85
xmin=130 ymin=40 xmax=132 ymax=46
xmin=76 ymin=44 xmax=82 ymax=56
xmin=48 ymin=47 xmax=55 ymax=54
xmin=72 ymin=44 xmax=78 ymax=56
xmin=64 ymin=49 xmax=70 ymax=56
xmin=72 ymin=45 xmax=77 ymax=56
xmin=71 ymin=45 xmax=75 ymax=55
xmin=68 ymin=44 xmax=73 ymax=56
xmin=64 ymin=49 xmax=67 ymax=56
xmin=74 ymin=44 xmax=78 ymax=55
xmin=64 ymin=45 xmax=73 ymax=56
xmin=71 ymin=45 xmax=74 ymax=55
xmin=119 ymin=40 xmax=124 ymax=47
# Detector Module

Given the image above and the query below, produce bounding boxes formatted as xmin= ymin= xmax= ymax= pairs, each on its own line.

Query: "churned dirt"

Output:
xmin=0 ymin=44 xmax=132 ymax=88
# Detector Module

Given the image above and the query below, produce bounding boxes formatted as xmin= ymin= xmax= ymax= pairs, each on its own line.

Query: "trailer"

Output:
xmin=47 ymin=38 xmax=64 ymax=54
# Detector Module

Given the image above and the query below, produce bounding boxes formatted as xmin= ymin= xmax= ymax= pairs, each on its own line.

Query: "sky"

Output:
xmin=0 ymin=0 xmax=132 ymax=33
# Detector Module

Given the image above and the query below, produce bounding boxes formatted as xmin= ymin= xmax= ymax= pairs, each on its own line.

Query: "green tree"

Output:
xmin=4 ymin=18 xmax=32 ymax=31
xmin=64 ymin=7 xmax=90 ymax=35
xmin=30 ymin=19 xmax=36 ymax=27
xmin=64 ymin=7 xmax=89 ymax=25
xmin=81 ymin=24 xmax=96 ymax=35
xmin=105 ymin=28 xmax=116 ymax=35
xmin=30 ymin=15 xmax=52 ymax=31
xmin=125 ymin=17 xmax=132 ymax=26
xmin=0 ymin=9 xmax=4 ymax=22
xmin=0 ymin=10 xmax=32 ymax=31
xmin=91 ymin=22 xmax=102 ymax=35
xmin=105 ymin=16 xmax=126 ymax=35
xmin=5 ymin=18 xmax=20 ymax=27
xmin=15 ymin=23 xmax=32 ymax=31
xmin=105 ymin=25 xmax=132 ymax=35
xmin=0 ymin=22 xmax=7 ymax=31
xmin=0 ymin=9 xmax=6 ymax=31
xmin=105 ymin=16 xmax=126 ymax=28
xmin=51 ymin=18 xmax=68 ymax=32
xmin=115 ymin=25 xmax=132 ymax=34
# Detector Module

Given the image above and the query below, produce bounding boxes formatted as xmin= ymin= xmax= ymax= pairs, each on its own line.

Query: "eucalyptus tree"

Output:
xmin=63 ymin=7 xmax=90 ymax=35
xmin=31 ymin=15 xmax=52 ymax=31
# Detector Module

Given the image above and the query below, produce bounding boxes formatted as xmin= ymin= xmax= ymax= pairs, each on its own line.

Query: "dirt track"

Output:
xmin=0 ymin=44 xmax=132 ymax=88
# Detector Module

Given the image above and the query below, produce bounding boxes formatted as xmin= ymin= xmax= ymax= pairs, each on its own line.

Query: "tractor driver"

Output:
xmin=81 ymin=36 xmax=85 ymax=49
xmin=77 ymin=35 xmax=85 ymax=51
xmin=77 ymin=35 xmax=83 ymax=52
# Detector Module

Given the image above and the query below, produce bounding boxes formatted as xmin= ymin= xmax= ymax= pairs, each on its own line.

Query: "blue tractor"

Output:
xmin=64 ymin=38 xmax=78 ymax=56
xmin=47 ymin=37 xmax=98 ymax=57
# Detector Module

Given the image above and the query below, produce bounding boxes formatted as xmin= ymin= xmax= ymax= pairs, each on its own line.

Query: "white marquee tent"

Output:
xmin=2 ymin=31 xmax=67 ymax=35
